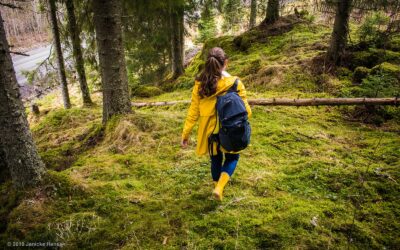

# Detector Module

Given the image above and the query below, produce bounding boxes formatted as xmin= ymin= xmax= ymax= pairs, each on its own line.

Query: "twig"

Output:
xmin=36 ymin=44 xmax=53 ymax=69
xmin=8 ymin=50 xmax=29 ymax=56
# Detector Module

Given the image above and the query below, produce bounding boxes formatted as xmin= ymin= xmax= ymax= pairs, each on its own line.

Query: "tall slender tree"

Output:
xmin=327 ymin=0 xmax=353 ymax=65
xmin=169 ymin=1 xmax=185 ymax=78
xmin=0 ymin=12 xmax=45 ymax=188
xmin=249 ymin=0 xmax=257 ymax=28
xmin=92 ymin=0 xmax=131 ymax=123
xmin=65 ymin=0 xmax=92 ymax=106
xmin=263 ymin=0 xmax=279 ymax=24
xmin=48 ymin=0 xmax=71 ymax=109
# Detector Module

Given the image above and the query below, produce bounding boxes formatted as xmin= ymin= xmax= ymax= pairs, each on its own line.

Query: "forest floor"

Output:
xmin=1 ymin=20 xmax=399 ymax=249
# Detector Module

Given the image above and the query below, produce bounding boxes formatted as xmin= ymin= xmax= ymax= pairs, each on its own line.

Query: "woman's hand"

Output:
xmin=181 ymin=139 xmax=189 ymax=148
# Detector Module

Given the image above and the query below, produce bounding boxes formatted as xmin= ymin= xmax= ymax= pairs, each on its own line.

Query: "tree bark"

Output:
xmin=0 ymin=12 xmax=45 ymax=188
xmin=92 ymin=0 xmax=132 ymax=123
xmin=65 ymin=0 xmax=92 ymax=106
xmin=249 ymin=0 xmax=257 ymax=28
xmin=0 ymin=144 xmax=10 ymax=184
xmin=131 ymin=98 xmax=399 ymax=107
xmin=179 ymin=12 xmax=185 ymax=66
xmin=169 ymin=4 xmax=184 ymax=79
xmin=327 ymin=0 xmax=353 ymax=65
xmin=48 ymin=0 xmax=71 ymax=109
xmin=264 ymin=0 xmax=279 ymax=24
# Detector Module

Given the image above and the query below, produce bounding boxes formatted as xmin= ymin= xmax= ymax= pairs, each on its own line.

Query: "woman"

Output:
xmin=181 ymin=47 xmax=252 ymax=201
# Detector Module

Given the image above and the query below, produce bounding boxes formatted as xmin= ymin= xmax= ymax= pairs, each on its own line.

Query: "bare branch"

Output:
xmin=8 ymin=50 xmax=29 ymax=56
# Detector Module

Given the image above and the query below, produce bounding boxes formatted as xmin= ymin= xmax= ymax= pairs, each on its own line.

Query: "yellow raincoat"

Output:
xmin=182 ymin=75 xmax=252 ymax=156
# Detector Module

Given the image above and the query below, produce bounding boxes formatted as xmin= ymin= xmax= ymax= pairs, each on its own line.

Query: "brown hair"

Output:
xmin=196 ymin=47 xmax=227 ymax=98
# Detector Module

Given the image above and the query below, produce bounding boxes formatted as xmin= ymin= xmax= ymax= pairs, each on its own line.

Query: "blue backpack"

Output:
xmin=208 ymin=79 xmax=251 ymax=155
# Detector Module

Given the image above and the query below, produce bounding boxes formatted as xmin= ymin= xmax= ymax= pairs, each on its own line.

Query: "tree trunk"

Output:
xmin=264 ymin=0 xmax=279 ymax=24
xmin=179 ymin=12 xmax=185 ymax=66
xmin=327 ymin=0 xmax=353 ymax=65
xmin=217 ymin=0 xmax=224 ymax=13
xmin=65 ymin=0 xmax=92 ymax=106
xmin=92 ymin=0 xmax=132 ymax=123
xmin=249 ymin=0 xmax=257 ymax=28
xmin=169 ymin=5 xmax=184 ymax=79
xmin=0 ymin=144 xmax=10 ymax=184
xmin=131 ymin=97 xmax=399 ymax=107
xmin=0 ymin=12 xmax=45 ymax=188
xmin=48 ymin=0 xmax=71 ymax=109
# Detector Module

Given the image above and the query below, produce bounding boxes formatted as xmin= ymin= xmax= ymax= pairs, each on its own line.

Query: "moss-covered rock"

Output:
xmin=350 ymin=48 xmax=400 ymax=69
xmin=371 ymin=62 xmax=400 ymax=80
xmin=353 ymin=66 xmax=371 ymax=84
xmin=132 ymin=85 xmax=163 ymax=98
xmin=201 ymin=36 xmax=236 ymax=59
xmin=233 ymin=33 xmax=256 ymax=52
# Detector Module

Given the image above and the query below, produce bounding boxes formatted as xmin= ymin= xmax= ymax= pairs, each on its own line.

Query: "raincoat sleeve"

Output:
xmin=237 ymin=80 xmax=252 ymax=118
xmin=182 ymin=83 xmax=200 ymax=140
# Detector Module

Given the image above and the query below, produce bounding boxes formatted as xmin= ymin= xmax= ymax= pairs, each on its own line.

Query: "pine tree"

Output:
xmin=48 ymin=0 xmax=71 ymax=109
xmin=263 ymin=0 xmax=279 ymax=24
xmin=222 ymin=0 xmax=245 ymax=33
xmin=169 ymin=0 xmax=185 ymax=78
xmin=326 ymin=0 xmax=353 ymax=64
xmin=65 ymin=0 xmax=92 ymax=106
xmin=322 ymin=0 xmax=400 ymax=65
xmin=197 ymin=0 xmax=217 ymax=43
xmin=92 ymin=0 xmax=132 ymax=123
xmin=249 ymin=0 xmax=257 ymax=28
xmin=0 ymin=11 xmax=45 ymax=188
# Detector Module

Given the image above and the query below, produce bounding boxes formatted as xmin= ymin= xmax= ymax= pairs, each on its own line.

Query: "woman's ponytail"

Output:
xmin=197 ymin=47 xmax=227 ymax=98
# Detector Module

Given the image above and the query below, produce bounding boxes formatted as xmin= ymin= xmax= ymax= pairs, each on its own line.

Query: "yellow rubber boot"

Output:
xmin=213 ymin=172 xmax=230 ymax=201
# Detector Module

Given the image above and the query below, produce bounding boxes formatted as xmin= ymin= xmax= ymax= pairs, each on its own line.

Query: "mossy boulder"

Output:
xmin=371 ymin=62 xmax=400 ymax=80
xmin=202 ymin=36 xmax=235 ymax=59
xmin=233 ymin=30 xmax=262 ymax=52
xmin=353 ymin=66 xmax=371 ymax=84
xmin=350 ymin=48 xmax=400 ymax=69
xmin=131 ymin=85 xmax=163 ymax=98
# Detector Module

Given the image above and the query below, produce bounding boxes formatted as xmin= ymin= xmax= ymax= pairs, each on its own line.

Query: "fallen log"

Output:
xmin=132 ymin=97 xmax=399 ymax=107
xmin=132 ymin=100 xmax=191 ymax=107
xmin=248 ymin=97 xmax=399 ymax=106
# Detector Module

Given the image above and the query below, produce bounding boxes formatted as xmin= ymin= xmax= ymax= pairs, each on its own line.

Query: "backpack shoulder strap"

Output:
xmin=228 ymin=78 xmax=239 ymax=93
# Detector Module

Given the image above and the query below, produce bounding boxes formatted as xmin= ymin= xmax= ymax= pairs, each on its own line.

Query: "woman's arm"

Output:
xmin=182 ymin=83 xmax=200 ymax=140
xmin=237 ymin=79 xmax=252 ymax=118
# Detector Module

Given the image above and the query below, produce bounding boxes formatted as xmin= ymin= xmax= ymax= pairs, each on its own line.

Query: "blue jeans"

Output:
xmin=210 ymin=150 xmax=240 ymax=181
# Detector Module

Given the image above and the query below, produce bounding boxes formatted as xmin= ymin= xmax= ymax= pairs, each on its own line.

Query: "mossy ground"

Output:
xmin=1 ymin=21 xmax=399 ymax=249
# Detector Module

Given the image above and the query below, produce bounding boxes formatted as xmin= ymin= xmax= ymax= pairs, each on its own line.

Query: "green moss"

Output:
xmin=351 ymin=48 xmax=400 ymax=69
xmin=3 ymin=101 xmax=399 ymax=248
xmin=131 ymin=85 xmax=163 ymax=98
xmin=2 ymin=17 xmax=399 ymax=249
xmin=353 ymin=66 xmax=371 ymax=84
xmin=371 ymin=62 xmax=400 ymax=79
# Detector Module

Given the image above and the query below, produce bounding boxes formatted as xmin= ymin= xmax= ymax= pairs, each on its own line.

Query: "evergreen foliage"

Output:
xmin=222 ymin=0 xmax=246 ymax=33
xmin=197 ymin=0 xmax=217 ymax=43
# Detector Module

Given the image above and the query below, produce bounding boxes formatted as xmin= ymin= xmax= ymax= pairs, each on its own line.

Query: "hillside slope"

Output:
xmin=1 ymin=20 xmax=399 ymax=249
